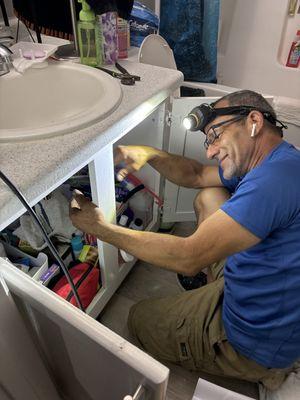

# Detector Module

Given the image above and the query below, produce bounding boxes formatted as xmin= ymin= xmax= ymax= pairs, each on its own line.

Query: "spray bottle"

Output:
xmin=77 ymin=0 xmax=103 ymax=67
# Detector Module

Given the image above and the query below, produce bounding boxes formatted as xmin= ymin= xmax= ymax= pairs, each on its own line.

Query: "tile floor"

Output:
xmin=98 ymin=222 xmax=259 ymax=400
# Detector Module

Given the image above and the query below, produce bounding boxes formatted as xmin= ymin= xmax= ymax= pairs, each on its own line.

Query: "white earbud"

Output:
xmin=251 ymin=123 xmax=257 ymax=137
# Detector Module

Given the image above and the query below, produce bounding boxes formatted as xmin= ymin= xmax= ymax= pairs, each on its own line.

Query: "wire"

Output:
xmin=0 ymin=170 xmax=84 ymax=312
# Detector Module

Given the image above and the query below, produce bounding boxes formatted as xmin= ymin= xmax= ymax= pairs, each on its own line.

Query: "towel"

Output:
xmin=13 ymin=188 xmax=79 ymax=250
xmin=10 ymin=42 xmax=57 ymax=73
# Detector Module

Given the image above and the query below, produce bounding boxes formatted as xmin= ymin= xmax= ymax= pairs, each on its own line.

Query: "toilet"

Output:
xmin=137 ymin=33 xmax=238 ymax=98
xmin=138 ymin=34 xmax=300 ymax=148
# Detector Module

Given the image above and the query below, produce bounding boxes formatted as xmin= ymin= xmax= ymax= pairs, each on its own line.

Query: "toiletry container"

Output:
xmin=118 ymin=215 xmax=134 ymax=263
xmin=117 ymin=17 xmax=128 ymax=59
xmin=129 ymin=218 xmax=143 ymax=231
xmin=71 ymin=234 xmax=84 ymax=260
xmin=286 ymin=30 xmax=300 ymax=68
xmin=98 ymin=12 xmax=118 ymax=64
xmin=77 ymin=0 xmax=103 ymax=67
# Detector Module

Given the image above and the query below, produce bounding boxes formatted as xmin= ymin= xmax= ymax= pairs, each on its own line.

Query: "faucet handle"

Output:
xmin=0 ymin=43 xmax=13 ymax=56
xmin=0 ymin=54 xmax=11 ymax=76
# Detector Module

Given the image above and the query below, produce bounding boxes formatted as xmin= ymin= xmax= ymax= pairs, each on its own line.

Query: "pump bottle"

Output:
xmin=77 ymin=0 xmax=103 ymax=67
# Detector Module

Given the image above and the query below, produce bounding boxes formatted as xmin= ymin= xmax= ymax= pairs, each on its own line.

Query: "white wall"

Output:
xmin=218 ymin=0 xmax=300 ymax=99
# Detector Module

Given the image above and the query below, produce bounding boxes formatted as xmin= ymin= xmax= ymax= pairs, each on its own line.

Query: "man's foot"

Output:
xmin=176 ymin=271 xmax=207 ymax=291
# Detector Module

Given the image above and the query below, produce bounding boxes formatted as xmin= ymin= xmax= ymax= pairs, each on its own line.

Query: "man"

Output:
xmin=70 ymin=90 xmax=300 ymax=389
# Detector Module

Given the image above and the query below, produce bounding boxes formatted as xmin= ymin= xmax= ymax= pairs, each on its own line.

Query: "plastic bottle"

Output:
xmin=77 ymin=0 xmax=103 ymax=67
xmin=119 ymin=214 xmax=129 ymax=227
xmin=118 ymin=214 xmax=134 ymax=262
xmin=71 ymin=234 xmax=84 ymax=260
xmin=117 ymin=18 xmax=128 ymax=59
xmin=286 ymin=30 xmax=300 ymax=68
xmin=129 ymin=218 xmax=143 ymax=230
xmin=98 ymin=12 xmax=118 ymax=64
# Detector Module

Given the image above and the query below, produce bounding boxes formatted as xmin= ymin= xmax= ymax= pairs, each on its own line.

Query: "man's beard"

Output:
xmin=223 ymin=159 xmax=241 ymax=179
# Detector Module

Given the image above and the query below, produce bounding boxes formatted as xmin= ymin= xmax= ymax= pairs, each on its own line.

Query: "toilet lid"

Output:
xmin=138 ymin=34 xmax=177 ymax=70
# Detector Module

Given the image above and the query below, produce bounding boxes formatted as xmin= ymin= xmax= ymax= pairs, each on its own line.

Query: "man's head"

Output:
xmin=187 ymin=90 xmax=285 ymax=179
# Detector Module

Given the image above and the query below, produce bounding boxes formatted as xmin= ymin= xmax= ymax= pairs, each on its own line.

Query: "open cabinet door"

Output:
xmin=0 ymin=259 xmax=61 ymax=400
xmin=162 ymin=96 xmax=220 ymax=222
xmin=0 ymin=258 xmax=169 ymax=400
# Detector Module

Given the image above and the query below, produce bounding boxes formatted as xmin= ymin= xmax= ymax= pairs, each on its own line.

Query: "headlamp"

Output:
xmin=182 ymin=103 xmax=287 ymax=133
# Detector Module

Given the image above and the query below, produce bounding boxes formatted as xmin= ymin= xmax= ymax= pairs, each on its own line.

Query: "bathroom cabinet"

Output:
xmin=0 ymin=58 xmax=285 ymax=398
xmin=0 ymin=69 xmax=239 ymax=317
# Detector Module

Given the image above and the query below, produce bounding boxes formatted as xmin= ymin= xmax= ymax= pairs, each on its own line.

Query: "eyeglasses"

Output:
xmin=204 ymin=115 xmax=245 ymax=150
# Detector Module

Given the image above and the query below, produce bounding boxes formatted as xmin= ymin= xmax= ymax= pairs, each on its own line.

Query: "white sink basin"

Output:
xmin=0 ymin=61 xmax=122 ymax=141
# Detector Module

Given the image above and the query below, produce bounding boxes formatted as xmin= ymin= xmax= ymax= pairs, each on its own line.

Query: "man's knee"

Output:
xmin=193 ymin=187 xmax=230 ymax=222
xmin=128 ymin=298 xmax=155 ymax=347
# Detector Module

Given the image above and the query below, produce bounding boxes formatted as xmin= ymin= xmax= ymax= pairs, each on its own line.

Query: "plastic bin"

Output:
xmin=0 ymin=240 xmax=48 ymax=281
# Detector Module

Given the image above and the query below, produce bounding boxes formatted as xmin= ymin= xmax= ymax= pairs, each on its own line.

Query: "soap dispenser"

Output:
xmin=77 ymin=0 xmax=103 ymax=67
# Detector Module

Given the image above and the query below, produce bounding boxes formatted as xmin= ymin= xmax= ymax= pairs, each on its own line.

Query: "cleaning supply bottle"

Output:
xmin=77 ymin=0 xmax=103 ymax=67
xmin=286 ymin=30 xmax=300 ymax=68
xmin=129 ymin=217 xmax=143 ymax=231
xmin=118 ymin=213 xmax=135 ymax=263
xmin=71 ymin=234 xmax=84 ymax=260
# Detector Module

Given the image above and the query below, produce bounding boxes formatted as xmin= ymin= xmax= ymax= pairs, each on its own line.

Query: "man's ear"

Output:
xmin=247 ymin=110 xmax=263 ymax=136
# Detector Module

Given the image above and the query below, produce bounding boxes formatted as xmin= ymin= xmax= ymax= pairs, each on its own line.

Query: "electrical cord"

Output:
xmin=0 ymin=170 xmax=85 ymax=312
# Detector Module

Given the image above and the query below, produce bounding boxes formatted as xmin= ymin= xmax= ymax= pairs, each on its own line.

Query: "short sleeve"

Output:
xmin=221 ymin=167 xmax=292 ymax=239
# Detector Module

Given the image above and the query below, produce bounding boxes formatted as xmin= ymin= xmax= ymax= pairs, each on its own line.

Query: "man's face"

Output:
xmin=204 ymin=101 xmax=252 ymax=179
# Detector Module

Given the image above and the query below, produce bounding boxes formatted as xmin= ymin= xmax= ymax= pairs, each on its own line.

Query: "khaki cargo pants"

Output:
xmin=128 ymin=261 xmax=289 ymax=390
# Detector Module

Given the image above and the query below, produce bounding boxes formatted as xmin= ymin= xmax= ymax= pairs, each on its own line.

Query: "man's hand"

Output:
xmin=114 ymin=145 xmax=156 ymax=181
xmin=69 ymin=190 xmax=107 ymax=236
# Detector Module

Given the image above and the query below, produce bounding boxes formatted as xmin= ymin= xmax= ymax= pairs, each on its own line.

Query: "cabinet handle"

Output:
xmin=123 ymin=384 xmax=146 ymax=400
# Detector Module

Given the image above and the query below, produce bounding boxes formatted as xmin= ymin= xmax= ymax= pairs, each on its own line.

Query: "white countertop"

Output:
xmin=0 ymin=60 xmax=183 ymax=230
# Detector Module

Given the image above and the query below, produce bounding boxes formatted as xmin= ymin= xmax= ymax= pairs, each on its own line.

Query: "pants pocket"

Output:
xmin=175 ymin=318 xmax=196 ymax=370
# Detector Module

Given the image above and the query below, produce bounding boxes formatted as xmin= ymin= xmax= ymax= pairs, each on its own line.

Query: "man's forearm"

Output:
xmin=96 ymin=222 xmax=201 ymax=275
xmin=147 ymin=147 xmax=204 ymax=188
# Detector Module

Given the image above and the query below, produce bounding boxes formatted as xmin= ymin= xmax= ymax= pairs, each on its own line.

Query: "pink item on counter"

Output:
xmin=23 ymin=50 xmax=46 ymax=59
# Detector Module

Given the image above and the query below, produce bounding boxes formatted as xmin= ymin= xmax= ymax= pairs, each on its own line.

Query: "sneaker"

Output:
xmin=176 ymin=271 xmax=207 ymax=291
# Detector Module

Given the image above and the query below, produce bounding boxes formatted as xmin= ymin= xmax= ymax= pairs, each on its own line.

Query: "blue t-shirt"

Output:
xmin=219 ymin=141 xmax=300 ymax=368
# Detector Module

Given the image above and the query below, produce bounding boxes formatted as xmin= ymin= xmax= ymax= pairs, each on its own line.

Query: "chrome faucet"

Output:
xmin=0 ymin=43 xmax=13 ymax=76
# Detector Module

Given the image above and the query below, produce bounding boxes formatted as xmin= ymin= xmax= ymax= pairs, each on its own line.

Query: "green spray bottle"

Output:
xmin=77 ymin=0 xmax=103 ymax=67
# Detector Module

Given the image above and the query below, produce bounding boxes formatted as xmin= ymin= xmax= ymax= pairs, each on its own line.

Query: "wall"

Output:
xmin=218 ymin=0 xmax=300 ymax=99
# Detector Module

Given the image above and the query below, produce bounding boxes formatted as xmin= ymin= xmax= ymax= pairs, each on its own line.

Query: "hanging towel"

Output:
xmin=273 ymin=96 xmax=300 ymax=127
xmin=13 ymin=0 xmax=134 ymax=40
xmin=13 ymin=188 xmax=79 ymax=250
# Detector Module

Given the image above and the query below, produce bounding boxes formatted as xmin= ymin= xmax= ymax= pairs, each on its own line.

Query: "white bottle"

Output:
xmin=129 ymin=218 xmax=144 ymax=231
xmin=118 ymin=214 xmax=135 ymax=262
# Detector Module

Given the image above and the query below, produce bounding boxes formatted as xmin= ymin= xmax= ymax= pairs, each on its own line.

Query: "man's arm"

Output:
xmin=70 ymin=193 xmax=260 ymax=276
xmin=115 ymin=145 xmax=222 ymax=188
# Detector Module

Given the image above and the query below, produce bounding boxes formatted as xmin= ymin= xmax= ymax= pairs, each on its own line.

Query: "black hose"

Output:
xmin=0 ymin=170 xmax=84 ymax=312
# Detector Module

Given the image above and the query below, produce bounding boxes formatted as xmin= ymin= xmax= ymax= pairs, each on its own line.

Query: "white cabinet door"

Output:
xmin=162 ymin=96 xmax=220 ymax=222
xmin=162 ymin=92 xmax=279 ymax=222
xmin=0 ymin=258 xmax=169 ymax=400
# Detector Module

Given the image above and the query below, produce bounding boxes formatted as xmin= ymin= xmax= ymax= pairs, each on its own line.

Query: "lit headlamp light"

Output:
xmin=182 ymin=103 xmax=287 ymax=133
